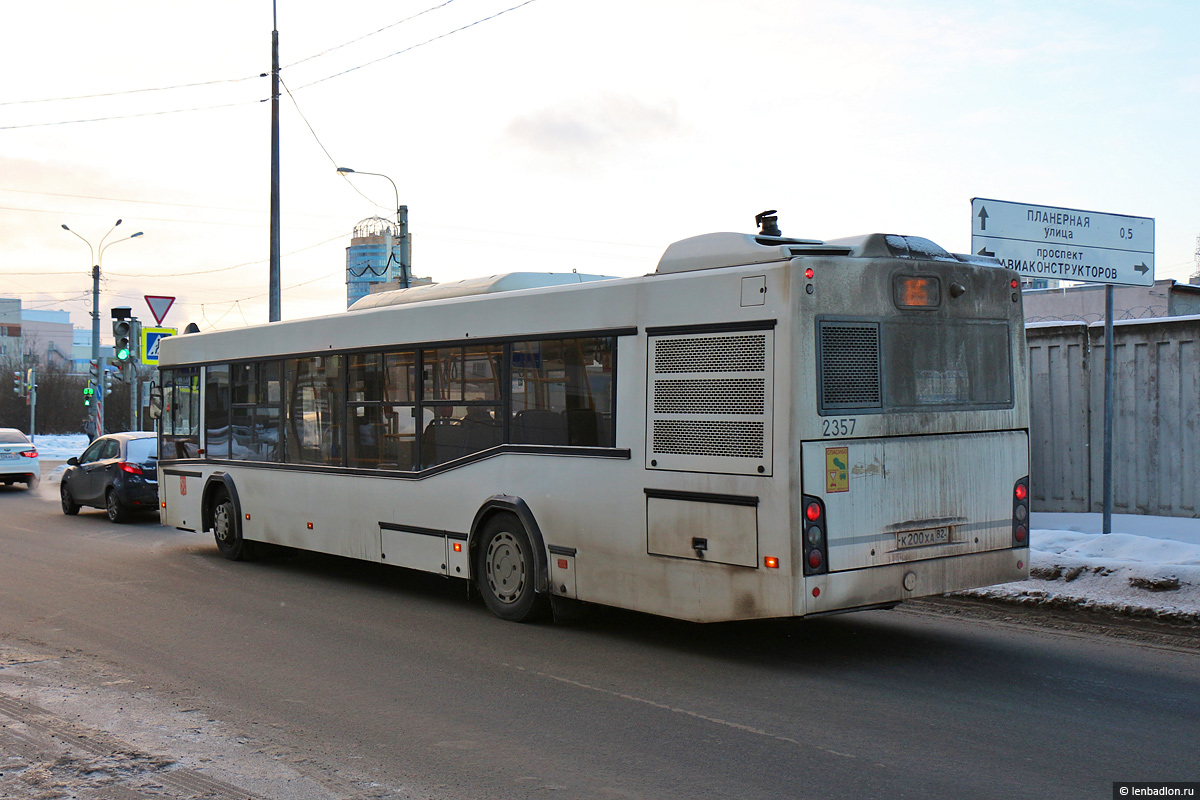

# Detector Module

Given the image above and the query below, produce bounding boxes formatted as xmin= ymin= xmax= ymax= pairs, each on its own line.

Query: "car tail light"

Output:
xmin=1012 ymin=477 xmax=1029 ymax=547
xmin=20 ymin=449 xmax=37 ymax=458
xmin=801 ymin=494 xmax=828 ymax=576
xmin=118 ymin=461 xmax=143 ymax=475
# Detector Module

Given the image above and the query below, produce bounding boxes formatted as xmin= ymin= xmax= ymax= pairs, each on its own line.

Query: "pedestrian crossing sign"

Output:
xmin=141 ymin=327 xmax=177 ymax=366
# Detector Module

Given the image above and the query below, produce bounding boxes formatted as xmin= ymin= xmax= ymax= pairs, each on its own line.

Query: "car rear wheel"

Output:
xmin=60 ymin=483 xmax=79 ymax=515
xmin=105 ymin=489 xmax=128 ymax=523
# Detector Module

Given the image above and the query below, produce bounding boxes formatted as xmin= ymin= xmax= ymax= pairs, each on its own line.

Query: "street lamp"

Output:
xmin=336 ymin=166 xmax=410 ymax=287
xmin=62 ymin=220 xmax=144 ymax=437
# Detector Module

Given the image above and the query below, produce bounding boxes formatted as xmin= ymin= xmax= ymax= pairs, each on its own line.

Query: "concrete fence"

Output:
xmin=1027 ymin=316 xmax=1200 ymax=517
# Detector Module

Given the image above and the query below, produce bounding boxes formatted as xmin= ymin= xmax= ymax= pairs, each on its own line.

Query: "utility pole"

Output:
xmin=27 ymin=369 xmax=35 ymax=441
xmin=269 ymin=0 xmax=282 ymax=322
xmin=63 ymin=219 xmax=142 ymax=436
xmin=92 ymin=263 xmax=101 ymax=431
xmin=398 ymin=204 xmax=411 ymax=287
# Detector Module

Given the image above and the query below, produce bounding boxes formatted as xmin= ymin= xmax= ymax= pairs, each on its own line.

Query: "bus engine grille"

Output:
xmin=653 ymin=334 xmax=766 ymax=373
xmin=652 ymin=420 xmax=765 ymax=458
xmin=818 ymin=321 xmax=882 ymax=409
xmin=647 ymin=330 xmax=774 ymax=476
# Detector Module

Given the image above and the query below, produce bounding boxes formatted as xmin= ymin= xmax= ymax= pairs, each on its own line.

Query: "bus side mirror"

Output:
xmin=148 ymin=381 xmax=163 ymax=420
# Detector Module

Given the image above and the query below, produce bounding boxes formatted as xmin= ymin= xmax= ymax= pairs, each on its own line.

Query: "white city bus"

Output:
xmin=157 ymin=221 xmax=1030 ymax=623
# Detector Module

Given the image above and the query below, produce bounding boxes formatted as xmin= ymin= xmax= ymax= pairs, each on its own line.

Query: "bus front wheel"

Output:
xmin=476 ymin=513 xmax=547 ymax=623
xmin=211 ymin=488 xmax=253 ymax=561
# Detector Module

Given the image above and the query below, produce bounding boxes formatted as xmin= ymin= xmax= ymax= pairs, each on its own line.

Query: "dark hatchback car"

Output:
xmin=61 ymin=432 xmax=159 ymax=522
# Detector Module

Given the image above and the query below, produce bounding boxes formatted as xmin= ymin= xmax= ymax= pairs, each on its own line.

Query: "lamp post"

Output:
xmin=337 ymin=166 xmax=410 ymax=287
xmin=62 ymin=220 xmax=144 ymax=436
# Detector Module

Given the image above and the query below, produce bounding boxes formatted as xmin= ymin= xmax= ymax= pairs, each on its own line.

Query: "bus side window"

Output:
xmin=511 ymin=337 xmax=615 ymax=448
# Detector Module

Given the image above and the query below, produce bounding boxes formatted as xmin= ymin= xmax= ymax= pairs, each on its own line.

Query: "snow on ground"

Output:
xmin=27 ymin=435 xmax=1200 ymax=624
xmin=30 ymin=432 xmax=90 ymax=461
xmin=960 ymin=512 xmax=1200 ymax=623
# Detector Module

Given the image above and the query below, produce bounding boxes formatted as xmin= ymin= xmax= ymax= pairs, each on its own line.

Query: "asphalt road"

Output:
xmin=0 ymin=482 xmax=1196 ymax=800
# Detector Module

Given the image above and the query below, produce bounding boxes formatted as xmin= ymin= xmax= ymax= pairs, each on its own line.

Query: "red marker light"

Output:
xmin=807 ymin=549 xmax=823 ymax=569
xmin=812 ymin=587 xmax=821 ymax=598
xmin=764 ymin=556 xmax=779 ymax=569
xmin=307 ymin=522 xmax=313 ymax=529
xmin=805 ymin=267 xmax=814 ymax=279
xmin=455 ymin=542 xmax=464 ymax=553
xmin=1014 ymin=525 xmax=1027 ymax=543
xmin=805 ymin=502 xmax=821 ymax=522
xmin=557 ymin=558 xmax=568 ymax=569
xmin=1011 ymin=279 xmax=1019 ymax=289
xmin=1015 ymin=483 xmax=1028 ymax=501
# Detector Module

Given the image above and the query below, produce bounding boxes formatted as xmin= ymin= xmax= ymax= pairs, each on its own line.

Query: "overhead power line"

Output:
xmin=294 ymin=0 xmax=540 ymax=91
xmin=284 ymin=0 xmax=458 ymax=70
xmin=0 ymin=74 xmax=261 ymax=107
xmin=0 ymin=97 xmax=260 ymax=131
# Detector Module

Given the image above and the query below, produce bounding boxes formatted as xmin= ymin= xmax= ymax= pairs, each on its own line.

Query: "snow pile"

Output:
xmin=32 ymin=433 xmax=90 ymax=460
xmin=960 ymin=513 xmax=1200 ymax=623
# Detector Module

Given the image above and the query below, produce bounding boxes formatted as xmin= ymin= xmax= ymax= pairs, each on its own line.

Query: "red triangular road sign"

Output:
xmin=144 ymin=295 xmax=175 ymax=326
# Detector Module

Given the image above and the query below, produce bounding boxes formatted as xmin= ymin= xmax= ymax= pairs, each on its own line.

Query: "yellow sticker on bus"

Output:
xmin=826 ymin=447 xmax=849 ymax=493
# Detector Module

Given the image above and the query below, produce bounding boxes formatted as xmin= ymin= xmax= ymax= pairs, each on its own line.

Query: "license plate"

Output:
xmin=0 ymin=453 xmax=17 ymax=460
xmin=896 ymin=526 xmax=951 ymax=549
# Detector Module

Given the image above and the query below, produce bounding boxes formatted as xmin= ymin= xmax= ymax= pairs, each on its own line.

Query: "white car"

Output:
xmin=0 ymin=428 xmax=40 ymax=489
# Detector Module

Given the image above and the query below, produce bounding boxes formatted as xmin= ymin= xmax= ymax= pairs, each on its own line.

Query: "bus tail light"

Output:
xmin=802 ymin=495 xmax=828 ymax=576
xmin=1012 ymin=477 xmax=1030 ymax=547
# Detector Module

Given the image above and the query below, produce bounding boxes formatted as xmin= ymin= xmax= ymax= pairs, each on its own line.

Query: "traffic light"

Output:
xmin=113 ymin=319 xmax=132 ymax=363
xmin=130 ymin=319 xmax=142 ymax=364
xmin=104 ymin=371 xmax=114 ymax=396
xmin=83 ymin=383 xmax=94 ymax=407
xmin=12 ymin=371 xmax=22 ymax=397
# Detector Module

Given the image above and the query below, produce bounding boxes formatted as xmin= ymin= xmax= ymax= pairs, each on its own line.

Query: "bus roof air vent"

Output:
xmin=655 ymin=233 xmax=826 ymax=274
xmin=825 ymin=233 xmax=1000 ymax=265
xmin=825 ymin=233 xmax=959 ymax=261
xmin=347 ymin=272 xmax=616 ymax=311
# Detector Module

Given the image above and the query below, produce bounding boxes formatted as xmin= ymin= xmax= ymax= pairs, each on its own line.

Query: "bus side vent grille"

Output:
xmin=819 ymin=322 xmax=882 ymax=409
xmin=653 ymin=335 xmax=766 ymax=373
xmin=653 ymin=420 xmax=765 ymax=458
xmin=653 ymin=378 xmax=766 ymax=415
xmin=647 ymin=331 xmax=773 ymax=475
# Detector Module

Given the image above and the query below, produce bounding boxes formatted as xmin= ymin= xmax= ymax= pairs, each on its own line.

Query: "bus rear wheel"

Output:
xmin=476 ymin=513 xmax=547 ymax=623
xmin=211 ymin=488 xmax=253 ymax=561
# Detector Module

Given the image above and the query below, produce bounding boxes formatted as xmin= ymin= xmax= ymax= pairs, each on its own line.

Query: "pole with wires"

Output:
xmin=269 ymin=0 xmax=282 ymax=323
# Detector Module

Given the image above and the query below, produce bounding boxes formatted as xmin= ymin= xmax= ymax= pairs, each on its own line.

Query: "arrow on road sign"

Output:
xmin=977 ymin=246 xmax=995 ymax=257
xmin=1134 ymin=262 xmax=1149 ymax=275
xmin=977 ymin=206 xmax=989 ymax=231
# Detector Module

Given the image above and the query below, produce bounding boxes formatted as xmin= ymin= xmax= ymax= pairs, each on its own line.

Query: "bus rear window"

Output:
xmin=818 ymin=319 xmax=1012 ymax=413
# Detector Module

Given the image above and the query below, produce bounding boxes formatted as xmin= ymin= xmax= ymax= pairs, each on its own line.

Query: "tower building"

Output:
xmin=345 ymin=217 xmax=405 ymax=308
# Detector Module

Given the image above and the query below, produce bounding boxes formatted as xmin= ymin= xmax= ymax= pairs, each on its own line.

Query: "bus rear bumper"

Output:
xmin=801 ymin=548 xmax=1030 ymax=616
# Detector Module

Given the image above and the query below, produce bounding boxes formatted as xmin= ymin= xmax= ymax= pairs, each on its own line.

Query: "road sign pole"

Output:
xmin=1103 ymin=285 xmax=1114 ymax=535
xmin=130 ymin=362 xmax=138 ymax=432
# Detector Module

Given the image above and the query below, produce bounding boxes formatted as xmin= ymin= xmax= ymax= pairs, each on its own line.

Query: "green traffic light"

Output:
xmin=116 ymin=347 xmax=130 ymax=361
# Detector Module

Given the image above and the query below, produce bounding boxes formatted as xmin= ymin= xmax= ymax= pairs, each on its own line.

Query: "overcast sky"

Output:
xmin=2 ymin=0 xmax=1197 ymax=333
